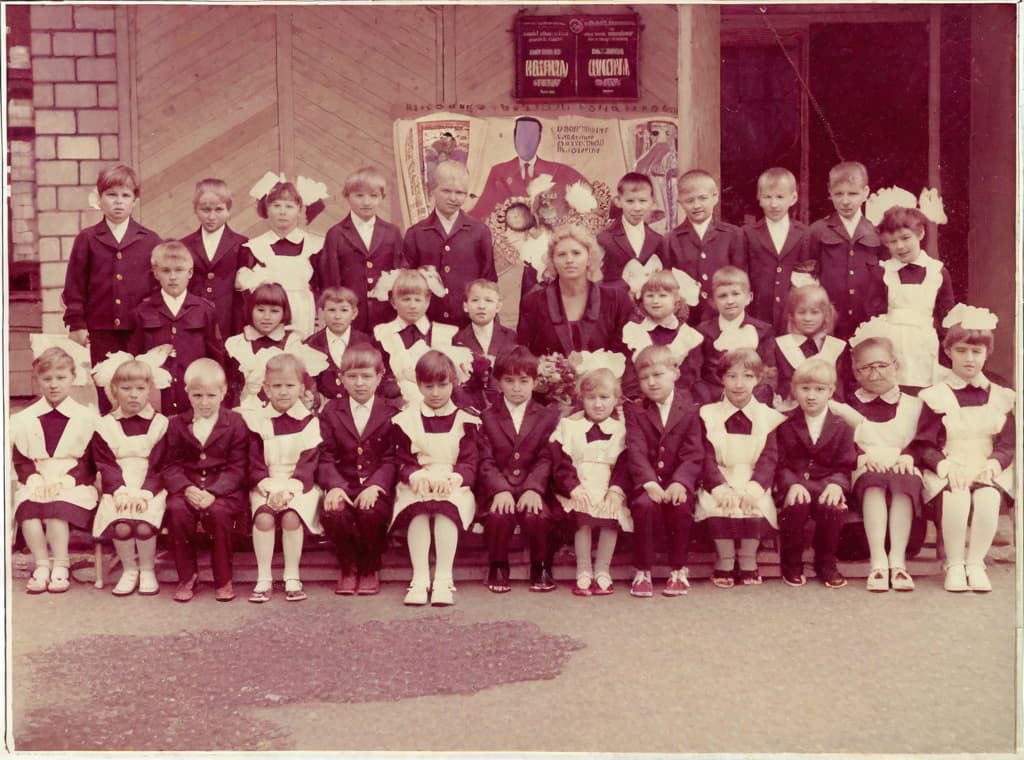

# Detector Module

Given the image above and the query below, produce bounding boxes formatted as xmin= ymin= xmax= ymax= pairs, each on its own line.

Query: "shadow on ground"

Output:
xmin=16 ymin=609 xmax=584 ymax=751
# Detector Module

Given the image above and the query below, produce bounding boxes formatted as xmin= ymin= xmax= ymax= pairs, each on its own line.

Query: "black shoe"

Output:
xmin=818 ymin=565 xmax=847 ymax=589
xmin=486 ymin=563 xmax=511 ymax=593
xmin=530 ymin=566 xmax=557 ymax=592
xmin=781 ymin=568 xmax=807 ymax=587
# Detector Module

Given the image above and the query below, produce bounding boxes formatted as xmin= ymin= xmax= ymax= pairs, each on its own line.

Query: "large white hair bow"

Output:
xmin=942 ymin=303 xmax=997 ymax=331
xmin=569 ymin=349 xmax=627 ymax=380
xmin=865 ymin=185 xmax=947 ymax=225
xmin=250 ymin=171 xmax=287 ymax=201
xmin=91 ymin=348 xmax=173 ymax=390
xmin=621 ymin=255 xmax=700 ymax=306
xmin=368 ymin=266 xmax=447 ymax=302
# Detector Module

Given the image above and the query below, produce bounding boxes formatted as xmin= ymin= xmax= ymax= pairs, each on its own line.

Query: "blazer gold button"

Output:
xmin=849 ymin=289 xmax=855 ymax=295
xmin=513 ymin=468 xmax=521 ymax=476
xmin=776 ymin=267 xmax=782 ymax=273
xmin=657 ymin=461 xmax=665 ymax=468
xmin=357 ymin=446 xmax=364 ymax=454
xmin=171 ymin=327 xmax=176 ymax=334
xmin=700 ymin=252 xmax=707 ymax=259
xmin=444 ymin=265 xmax=451 ymax=273
xmin=115 ymin=298 xmax=121 ymax=305
xmin=849 ymin=250 xmax=855 ymax=257
xmin=199 ymin=453 xmax=207 ymax=460
xmin=116 ymin=252 xmax=123 ymax=259
xmin=803 ymin=472 xmax=810 ymax=480
xmin=206 ymin=287 xmax=213 ymax=293
xmin=367 ymin=262 xmax=374 ymax=268
xmin=114 ymin=318 xmax=120 ymax=326
xmin=444 ymin=245 xmax=451 ymax=252
xmin=207 ymin=272 xmax=215 ymax=280
xmin=115 ymin=273 xmax=123 ymax=280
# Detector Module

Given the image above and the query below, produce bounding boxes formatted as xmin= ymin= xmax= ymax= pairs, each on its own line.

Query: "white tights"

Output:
xmin=941 ymin=487 xmax=1001 ymax=566
xmin=862 ymin=487 xmax=913 ymax=569
xmin=574 ymin=525 xmax=618 ymax=578
xmin=407 ymin=513 xmax=459 ymax=588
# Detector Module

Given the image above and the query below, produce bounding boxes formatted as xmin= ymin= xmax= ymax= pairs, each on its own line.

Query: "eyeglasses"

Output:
xmin=855 ymin=361 xmax=894 ymax=374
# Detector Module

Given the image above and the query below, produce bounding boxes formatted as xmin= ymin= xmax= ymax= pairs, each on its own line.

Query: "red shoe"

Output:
xmin=335 ymin=573 xmax=358 ymax=596
xmin=573 ymin=574 xmax=593 ymax=596
xmin=662 ymin=569 xmax=691 ymax=597
xmin=630 ymin=571 xmax=654 ymax=598
xmin=592 ymin=573 xmax=614 ymax=596
xmin=356 ymin=571 xmax=380 ymax=595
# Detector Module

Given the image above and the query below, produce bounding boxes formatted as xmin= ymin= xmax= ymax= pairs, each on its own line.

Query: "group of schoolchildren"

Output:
xmin=11 ymin=149 xmax=1015 ymax=608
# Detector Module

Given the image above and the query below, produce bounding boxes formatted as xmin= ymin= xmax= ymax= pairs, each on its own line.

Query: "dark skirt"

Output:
xmin=390 ymin=499 xmax=463 ymax=534
xmin=705 ymin=515 xmax=770 ymax=540
xmin=851 ymin=472 xmax=923 ymax=516
xmin=572 ymin=512 xmax=622 ymax=531
xmin=15 ymin=500 xmax=94 ymax=531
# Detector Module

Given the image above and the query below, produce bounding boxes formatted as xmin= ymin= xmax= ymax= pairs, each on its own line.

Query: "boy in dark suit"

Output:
xmin=623 ymin=345 xmax=703 ymax=597
xmin=808 ymin=161 xmax=885 ymax=339
xmin=404 ymin=160 xmax=496 ymax=328
xmin=660 ymin=169 xmax=745 ymax=323
xmin=304 ymin=287 xmax=372 ymax=406
xmin=318 ymin=344 xmax=399 ymax=595
xmin=128 ymin=241 xmax=225 ymax=417
xmin=163 ymin=360 xmax=251 ymax=602
xmin=598 ymin=172 xmax=663 ymax=290
xmin=775 ymin=357 xmax=857 ymax=588
xmin=180 ymin=178 xmax=249 ymax=340
xmin=454 ymin=279 xmax=518 ymax=412
xmin=319 ymin=166 xmax=404 ymax=333
xmin=743 ymin=167 xmax=816 ymax=335
xmin=62 ymin=163 xmax=162 ymax=412
xmin=477 ymin=346 xmax=562 ymax=592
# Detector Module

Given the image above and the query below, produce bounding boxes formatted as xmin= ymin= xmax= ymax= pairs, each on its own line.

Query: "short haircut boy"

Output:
xmin=415 ymin=350 xmax=457 ymax=384
xmin=97 ymin=163 xmax=140 ymax=196
xmin=432 ymin=160 xmax=469 ymax=190
xmin=250 ymin=282 xmax=293 ymax=325
xmin=828 ymin=161 xmax=868 ymax=188
xmin=318 ymin=286 xmax=359 ymax=310
xmin=493 ymin=345 xmax=539 ymax=380
xmin=343 ymin=166 xmax=387 ymax=197
xmin=791 ymin=357 xmax=837 ymax=388
xmin=151 ymin=240 xmax=193 ymax=267
xmin=633 ymin=344 xmax=677 ymax=375
xmin=339 ymin=343 xmax=385 ymax=375
xmin=464 ymin=278 xmax=501 ymax=299
xmin=192 ymin=178 xmax=232 ymax=209
xmin=184 ymin=357 xmax=227 ymax=390
xmin=617 ymin=172 xmax=654 ymax=196
xmin=33 ymin=346 xmax=76 ymax=376
xmin=716 ymin=347 xmax=763 ymax=380
xmin=392 ymin=269 xmax=431 ymax=300
xmin=757 ymin=167 xmax=797 ymax=192
xmin=677 ymin=168 xmax=716 ymax=190
xmin=711 ymin=265 xmax=750 ymax=293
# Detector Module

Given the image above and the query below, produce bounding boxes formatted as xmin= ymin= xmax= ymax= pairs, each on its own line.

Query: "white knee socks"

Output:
xmin=135 ymin=536 xmax=157 ymax=572
xmin=252 ymin=526 xmax=276 ymax=582
xmin=407 ymin=514 xmax=432 ymax=588
xmin=432 ymin=516 xmax=459 ymax=587
xmin=282 ymin=526 xmax=304 ymax=581
xmin=941 ymin=490 xmax=971 ymax=565
xmin=112 ymin=537 xmax=138 ymax=571
xmin=966 ymin=487 xmax=1001 ymax=566
xmin=887 ymin=494 xmax=913 ymax=569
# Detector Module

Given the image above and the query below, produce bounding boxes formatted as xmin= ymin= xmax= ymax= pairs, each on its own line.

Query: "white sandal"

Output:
xmin=47 ymin=565 xmax=70 ymax=593
xmin=26 ymin=565 xmax=50 ymax=595
xmin=865 ymin=567 xmax=889 ymax=592
xmin=890 ymin=567 xmax=915 ymax=592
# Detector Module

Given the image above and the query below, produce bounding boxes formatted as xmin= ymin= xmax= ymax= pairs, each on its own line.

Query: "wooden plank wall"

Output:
xmin=127 ymin=5 xmax=677 ymax=239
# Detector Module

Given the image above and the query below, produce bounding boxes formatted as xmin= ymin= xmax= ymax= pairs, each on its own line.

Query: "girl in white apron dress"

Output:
xmin=696 ymin=348 xmax=786 ymax=587
xmin=916 ymin=307 xmax=1015 ymax=593
xmin=225 ymin=282 xmax=325 ymax=416
xmin=622 ymin=266 xmax=704 ymax=396
xmin=834 ymin=335 xmax=924 ymax=592
xmin=235 ymin=177 xmax=329 ymax=338
xmin=91 ymin=360 xmax=169 ymax=596
xmin=773 ymin=284 xmax=851 ymax=409
xmin=246 ymin=353 xmax=323 ymax=603
xmin=391 ymin=351 xmax=480 ymax=607
xmin=549 ymin=368 xmax=631 ymax=596
xmin=12 ymin=347 xmax=99 ymax=594
xmin=874 ymin=207 xmax=955 ymax=387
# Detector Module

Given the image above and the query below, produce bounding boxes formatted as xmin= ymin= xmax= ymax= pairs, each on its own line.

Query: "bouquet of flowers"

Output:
xmin=535 ymin=352 xmax=579 ymax=412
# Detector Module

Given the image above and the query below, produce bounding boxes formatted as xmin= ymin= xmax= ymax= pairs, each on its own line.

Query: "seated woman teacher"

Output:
xmin=517 ymin=224 xmax=637 ymax=358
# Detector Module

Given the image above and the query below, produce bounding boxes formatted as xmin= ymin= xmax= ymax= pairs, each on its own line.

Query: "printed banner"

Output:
xmin=394 ymin=112 xmax=679 ymax=322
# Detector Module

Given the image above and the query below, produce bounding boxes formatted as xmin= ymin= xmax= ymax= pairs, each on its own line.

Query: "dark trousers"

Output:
xmin=485 ymin=510 xmax=551 ymax=566
xmin=165 ymin=493 xmax=240 ymax=588
xmin=89 ymin=329 xmax=132 ymax=414
xmin=321 ymin=499 xmax=392 ymax=574
xmin=630 ymin=493 xmax=694 ymax=570
xmin=778 ymin=499 xmax=845 ymax=574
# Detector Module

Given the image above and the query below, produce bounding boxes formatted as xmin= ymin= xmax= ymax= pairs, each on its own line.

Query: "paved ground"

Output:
xmin=7 ymin=562 xmax=1020 ymax=755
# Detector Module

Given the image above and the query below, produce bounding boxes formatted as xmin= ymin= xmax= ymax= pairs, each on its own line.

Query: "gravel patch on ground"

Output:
xmin=15 ymin=609 xmax=584 ymax=751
